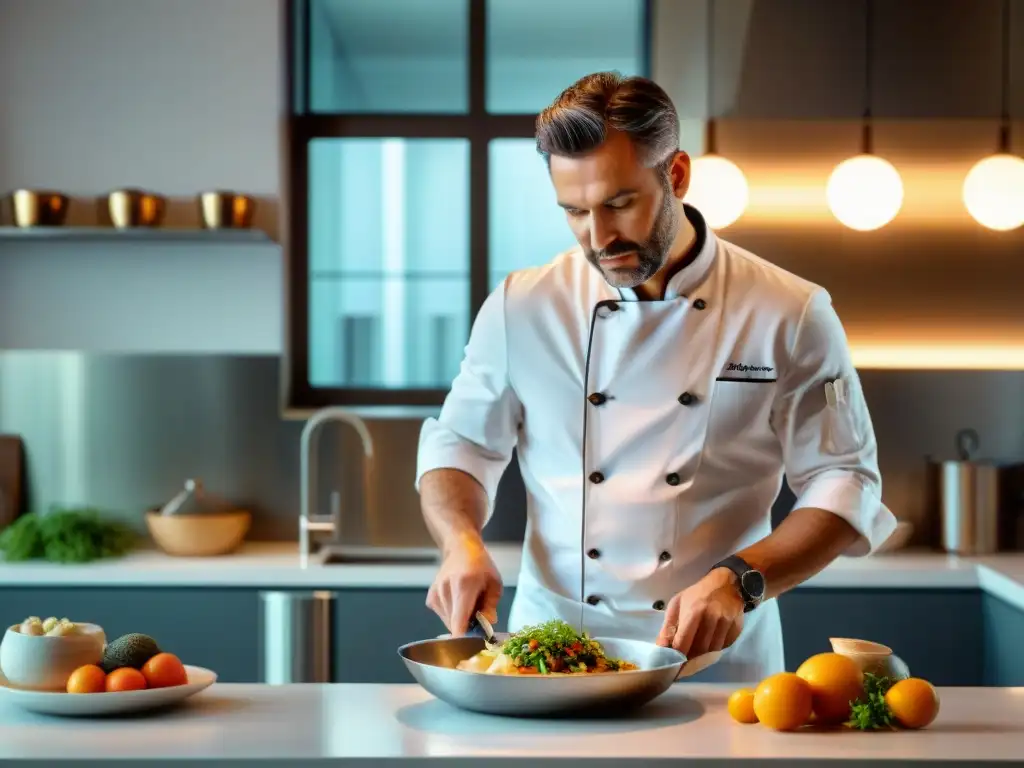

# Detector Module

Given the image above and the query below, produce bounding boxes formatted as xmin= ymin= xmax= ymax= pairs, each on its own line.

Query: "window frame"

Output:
xmin=283 ymin=0 xmax=652 ymax=411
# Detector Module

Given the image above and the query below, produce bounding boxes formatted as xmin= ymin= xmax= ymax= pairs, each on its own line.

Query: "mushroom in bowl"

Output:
xmin=0 ymin=618 xmax=106 ymax=691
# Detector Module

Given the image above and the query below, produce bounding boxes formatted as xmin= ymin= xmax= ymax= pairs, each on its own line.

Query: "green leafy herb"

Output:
xmin=0 ymin=508 xmax=136 ymax=563
xmin=499 ymin=619 xmax=636 ymax=674
xmin=847 ymin=672 xmax=896 ymax=731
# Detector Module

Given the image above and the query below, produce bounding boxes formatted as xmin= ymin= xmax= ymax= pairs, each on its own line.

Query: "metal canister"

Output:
xmin=258 ymin=590 xmax=336 ymax=683
xmin=934 ymin=429 xmax=1001 ymax=556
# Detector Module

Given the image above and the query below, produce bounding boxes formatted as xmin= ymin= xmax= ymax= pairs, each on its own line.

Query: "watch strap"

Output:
xmin=711 ymin=555 xmax=763 ymax=613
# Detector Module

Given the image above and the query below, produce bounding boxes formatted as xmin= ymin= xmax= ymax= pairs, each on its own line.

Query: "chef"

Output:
xmin=415 ymin=71 xmax=896 ymax=683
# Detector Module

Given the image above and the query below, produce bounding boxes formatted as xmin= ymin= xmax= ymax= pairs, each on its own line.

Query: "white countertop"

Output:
xmin=2 ymin=542 xmax=1024 ymax=611
xmin=0 ymin=682 xmax=1021 ymax=765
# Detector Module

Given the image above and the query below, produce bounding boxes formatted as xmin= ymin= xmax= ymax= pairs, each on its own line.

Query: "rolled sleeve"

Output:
xmin=771 ymin=289 xmax=898 ymax=556
xmin=415 ymin=281 xmax=522 ymax=518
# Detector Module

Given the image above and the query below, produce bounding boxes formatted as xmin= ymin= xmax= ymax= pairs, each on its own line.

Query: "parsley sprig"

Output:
xmin=847 ymin=672 xmax=897 ymax=730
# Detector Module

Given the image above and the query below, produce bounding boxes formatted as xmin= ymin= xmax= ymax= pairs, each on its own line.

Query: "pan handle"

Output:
xmin=673 ymin=650 xmax=723 ymax=681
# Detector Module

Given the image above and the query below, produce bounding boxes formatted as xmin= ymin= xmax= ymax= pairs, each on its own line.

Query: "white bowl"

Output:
xmin=0 ymin=623 xmax=106 ymax=691
xmin=829 ymin=637 xmax=910 ymax=680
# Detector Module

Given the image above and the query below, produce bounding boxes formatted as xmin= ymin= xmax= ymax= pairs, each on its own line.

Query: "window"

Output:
xmin=286 ymin=0 xmax=650 ymax=409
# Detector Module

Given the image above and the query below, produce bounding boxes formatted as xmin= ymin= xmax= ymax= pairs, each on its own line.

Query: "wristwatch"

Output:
xmin=711 ymin=555 xmax=765 ymax=613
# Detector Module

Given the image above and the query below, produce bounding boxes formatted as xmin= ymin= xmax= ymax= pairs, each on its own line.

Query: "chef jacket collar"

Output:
xmin=614 ymin=203 xmax=717 ymax=302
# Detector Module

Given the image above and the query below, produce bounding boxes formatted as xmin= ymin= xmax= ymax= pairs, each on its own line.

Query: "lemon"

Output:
xmin=728 ymin=688 xmax=758 ymax=724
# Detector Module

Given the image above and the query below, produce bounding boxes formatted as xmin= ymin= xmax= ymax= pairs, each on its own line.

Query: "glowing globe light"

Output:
xmin=962 ymin=153 xmax=1024 ymax=231
xmin=826 ymin=154 xmax=904 ymax=231
xmin=685 ymin=154 xmax=749 ymax=229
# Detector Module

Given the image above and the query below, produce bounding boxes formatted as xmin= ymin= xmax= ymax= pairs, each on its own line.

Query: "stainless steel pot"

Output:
xmin=930 ymin=428 xmax=1001 ymax=556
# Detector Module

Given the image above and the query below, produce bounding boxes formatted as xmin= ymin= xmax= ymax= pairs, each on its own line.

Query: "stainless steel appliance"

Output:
xmin=259 ymin=591 xmax=336 ymax=684
xmin=930 ymin=428 xmax=1001 ymax=555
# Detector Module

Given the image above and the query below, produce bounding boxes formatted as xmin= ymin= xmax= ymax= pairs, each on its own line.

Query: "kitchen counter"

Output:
xmin=0 ymin=682 xmax=1021 ymax=766
xmin=2 ymin=542 xmax=1024 ymax=610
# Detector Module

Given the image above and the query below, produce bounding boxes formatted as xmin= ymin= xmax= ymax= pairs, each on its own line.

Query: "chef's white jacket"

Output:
xmin=416 ymin=205 xmax=897 ymax=683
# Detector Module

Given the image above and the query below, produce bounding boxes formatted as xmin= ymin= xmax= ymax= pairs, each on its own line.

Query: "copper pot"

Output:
xmin=198 ymin=191 xmax=255 ymax=229
xmin=8 ymin=190 xmax=69 ymax=227
xmin=107 ymin=189 xmax=165 ymax=228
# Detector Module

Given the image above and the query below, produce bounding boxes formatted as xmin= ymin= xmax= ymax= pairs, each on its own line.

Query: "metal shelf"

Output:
xmin=0 ymin=227 xmax=275 ymax=244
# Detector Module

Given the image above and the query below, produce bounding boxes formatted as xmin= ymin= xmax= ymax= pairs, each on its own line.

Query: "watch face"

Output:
xmin=741 ymin=570 xmax=765 ymax=600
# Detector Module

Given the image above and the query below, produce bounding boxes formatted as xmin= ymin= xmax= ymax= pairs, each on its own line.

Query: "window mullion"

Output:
xmin=468 ymin=0 xmax=488 ymax=321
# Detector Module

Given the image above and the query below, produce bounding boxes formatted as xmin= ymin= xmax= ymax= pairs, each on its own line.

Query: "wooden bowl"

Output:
xmin=145 ymin=510 xmax=250 ymax=557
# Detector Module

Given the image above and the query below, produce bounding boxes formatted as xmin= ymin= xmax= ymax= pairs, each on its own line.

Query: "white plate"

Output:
xmin=0 ymin=664 xmax=217 ymax=716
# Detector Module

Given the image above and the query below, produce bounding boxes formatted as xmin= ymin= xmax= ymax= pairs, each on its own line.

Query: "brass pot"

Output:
xmin=8 ymin=190 xmax=69 ymax=227
xmin=198 ymin=191 xmax=255 ymax=229
xmin=107 ymin=189 xmax=165 ymax=228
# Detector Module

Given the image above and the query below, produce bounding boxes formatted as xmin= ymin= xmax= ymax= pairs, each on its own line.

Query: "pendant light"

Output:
xmin=963 ymin=0 xmax=1024 ymax=231
xmin=826 ymin=0 xmax=904 ymax=231
xmin=685 ymin=0 xmax=749 ymax=230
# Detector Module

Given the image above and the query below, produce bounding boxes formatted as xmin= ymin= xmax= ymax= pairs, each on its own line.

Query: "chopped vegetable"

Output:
xmin=498 ymin=619 xmax=638 ymax=675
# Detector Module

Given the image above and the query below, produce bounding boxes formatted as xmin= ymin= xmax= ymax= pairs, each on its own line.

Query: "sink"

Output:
xmin=319 ymin=545 xmax=441 ymax=565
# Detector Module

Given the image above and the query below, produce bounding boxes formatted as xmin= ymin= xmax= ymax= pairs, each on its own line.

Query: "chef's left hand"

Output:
xmin=656 ymin=567 xmax=744 ymax=657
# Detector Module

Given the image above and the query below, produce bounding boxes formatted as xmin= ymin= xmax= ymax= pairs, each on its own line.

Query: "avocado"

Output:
xmin=101 ymin=633 xmax=161 ymax=672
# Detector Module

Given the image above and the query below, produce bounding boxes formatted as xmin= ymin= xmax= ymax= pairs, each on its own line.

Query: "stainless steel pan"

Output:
xmin=397 ymin=633 xmax=722 ymax=717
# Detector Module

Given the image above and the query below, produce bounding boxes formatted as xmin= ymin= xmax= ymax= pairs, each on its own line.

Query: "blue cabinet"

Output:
xmin=982 ymin=593 xmax=1024 ymax=686
xmin=778 ymin=588 xmax=984 ymax=686
xmin=334 ymin=589 xmax=518 ymax=684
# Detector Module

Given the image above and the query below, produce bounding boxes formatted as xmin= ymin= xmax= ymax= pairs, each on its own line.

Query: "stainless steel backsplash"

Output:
xmin=0 ymin=352 xmax=1022 ymax=547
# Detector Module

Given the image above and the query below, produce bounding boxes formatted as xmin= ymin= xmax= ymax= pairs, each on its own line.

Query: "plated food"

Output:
xmin=1 ymin=615 xmax=214 ymax=715
xmin=456 ymin=619 xmax=639 ymax=676
xmin=398 ymin=621 xmax=690 ymax=716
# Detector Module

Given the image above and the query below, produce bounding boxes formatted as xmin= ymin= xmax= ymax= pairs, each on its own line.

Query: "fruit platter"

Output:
xmin=0 ymin=616 xmax=216 ymax=716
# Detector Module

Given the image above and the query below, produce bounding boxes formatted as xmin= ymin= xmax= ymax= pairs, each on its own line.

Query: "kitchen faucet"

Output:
xmin=298 ymin=407 xmax=375 ymax=568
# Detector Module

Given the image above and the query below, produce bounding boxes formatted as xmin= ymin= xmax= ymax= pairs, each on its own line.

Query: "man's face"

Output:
xmin=548 ymin=129 xmax=687 ymax=289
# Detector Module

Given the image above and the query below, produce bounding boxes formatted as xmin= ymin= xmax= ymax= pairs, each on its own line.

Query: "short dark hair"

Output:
xmin=535 ymin=71 xmax=680 ymax=170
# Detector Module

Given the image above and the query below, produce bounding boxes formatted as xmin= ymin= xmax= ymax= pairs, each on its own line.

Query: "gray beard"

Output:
xmin=586 ymin=183 xmax=680 ymax=289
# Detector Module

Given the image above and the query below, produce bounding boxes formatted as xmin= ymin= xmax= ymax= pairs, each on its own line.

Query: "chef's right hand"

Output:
xmin=426 ymin=536 xmax=502 ymax=636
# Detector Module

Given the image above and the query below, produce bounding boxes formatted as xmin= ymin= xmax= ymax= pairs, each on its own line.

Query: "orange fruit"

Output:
xmin=66 ymin=664 xmax=106 ymax=694
xmin=727 ymin=687 xmax=758 ymax=724
xmin=884 ymin=678 xmax=940 ymax=729
xmin=142 ymin=652 xmax=188 ymax=688
xmin=105 ymin=667 xmax=147 ymax=693
xmin=795 ymin=652 xmax=864 ymax=724
xmin=753 ymin=672 xmax=813 ymax=731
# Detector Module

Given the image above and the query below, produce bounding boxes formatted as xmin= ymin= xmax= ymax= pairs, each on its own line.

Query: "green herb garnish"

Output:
xmin=499 ymin=619 xmax=635 ymax=674
xmin=847 ymin=672 xmax=896 ymax=730
xmin=0 ymin=508 xmax=136 ymax=563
